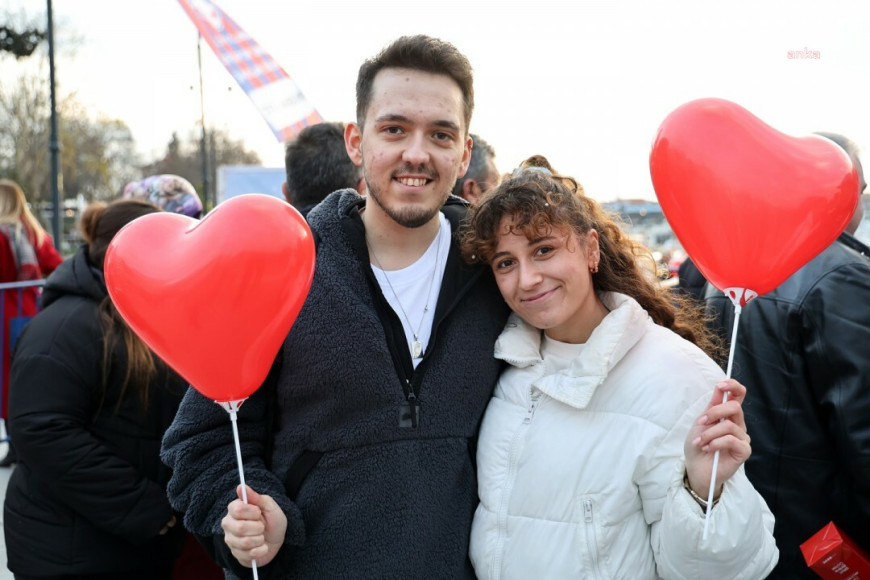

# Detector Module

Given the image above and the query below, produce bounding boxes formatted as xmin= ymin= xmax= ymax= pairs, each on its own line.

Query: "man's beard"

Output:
xmin=364 ymin=166 xmax=452 ymax=229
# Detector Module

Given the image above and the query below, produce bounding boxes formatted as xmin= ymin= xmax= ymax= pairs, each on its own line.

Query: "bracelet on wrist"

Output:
xmin=683 ymin=472 xmax=720 ymax=512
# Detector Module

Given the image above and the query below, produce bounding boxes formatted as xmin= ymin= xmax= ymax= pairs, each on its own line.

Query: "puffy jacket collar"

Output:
xmin=41 ymin=244 xmax=107 ymax=308
xmin=494 ymin=292 xmax=649 ymax=409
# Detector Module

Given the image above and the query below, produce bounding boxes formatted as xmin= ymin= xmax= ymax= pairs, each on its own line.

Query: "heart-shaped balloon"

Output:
xmin=650 ymin=98 xmax=858 ymax=299
xmin=105 ymin=194 xmax=315 ymax=402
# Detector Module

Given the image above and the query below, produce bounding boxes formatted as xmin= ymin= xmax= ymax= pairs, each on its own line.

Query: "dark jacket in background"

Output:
xmin=705 ymin=233 xmax=870 ymax=579
xmin=676 ymin=256 xmax=708 ymax=303
xmin=4 ymin=245 xmax=188 ymax=577
xmin=162 ymin=191 xmax=510 ymax=579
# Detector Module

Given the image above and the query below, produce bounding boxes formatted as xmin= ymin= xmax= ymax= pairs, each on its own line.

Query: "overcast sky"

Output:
xmin=3 ymin=0 xmax=869 ymax=202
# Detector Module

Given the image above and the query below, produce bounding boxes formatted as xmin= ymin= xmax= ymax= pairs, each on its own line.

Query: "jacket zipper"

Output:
xmin=491 ymin=388 xmax=539 ymax=579
xmin=359 ymin=204 xmax=484 ymax=425
xmin=583 ymin=499 xmax=605 ymax=580
xmin=524 ymin=389 xmax=541 ymax=424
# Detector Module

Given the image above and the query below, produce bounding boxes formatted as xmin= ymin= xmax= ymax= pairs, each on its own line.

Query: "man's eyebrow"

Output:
xmin=432 ymin=120 xmax=461 ymax=132
xmin=373 ymin=114 xmax=461 ymax=132
xmin=374 ymin=114 xmax=411 ymax=124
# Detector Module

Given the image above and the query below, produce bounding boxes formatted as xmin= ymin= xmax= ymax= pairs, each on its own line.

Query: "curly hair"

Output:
xmin=460 ymin=155 xmax=723 ymax=359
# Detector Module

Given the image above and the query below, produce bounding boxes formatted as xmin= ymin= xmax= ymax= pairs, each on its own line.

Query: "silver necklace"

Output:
xmin=368 ymin=223 xmax=443 ymax=359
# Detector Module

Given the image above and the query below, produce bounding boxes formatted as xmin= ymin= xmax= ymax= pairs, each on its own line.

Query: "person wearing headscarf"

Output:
xmin=123 ymin=174 xmax=203 ymax=219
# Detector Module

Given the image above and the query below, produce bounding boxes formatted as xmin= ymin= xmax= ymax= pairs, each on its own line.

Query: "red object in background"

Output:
xmin=0 ymin=232 xmax=62 ymax=420
xmin=172 ymin=532 xmax=223 ymax=579
xmin=801 ymin=522 xmax=870 ymax=579
xmin=104 ymin=194 xmax=315 ymax=403
xmin=649 ymin=98 xmax=858 ymax=298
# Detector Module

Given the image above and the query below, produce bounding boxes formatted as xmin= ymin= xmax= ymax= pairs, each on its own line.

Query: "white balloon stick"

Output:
xmin=220 ymin=400 xmax=259 ymax=580
xmin=702 ymin=288 xmax=753 ymax=540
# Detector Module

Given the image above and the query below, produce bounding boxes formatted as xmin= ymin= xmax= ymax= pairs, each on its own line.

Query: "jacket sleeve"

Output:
xmin=642 ymin=393 xmax=779 ymax=579
xmin=802 ymin=261 xmax=870 ymax=546
xmin=160 ymin=353 xmax=307 ymax=577
xmin=34 ymin=234 xmax=63 ymax=276
xmin=9 ymin=353 xmax=175 ymax=545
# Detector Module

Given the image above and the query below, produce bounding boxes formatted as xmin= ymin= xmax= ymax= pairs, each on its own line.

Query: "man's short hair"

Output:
xmin=284 ymin=122 xmax=361 ymax=210
xmin=815 ymin=131 xmax=859 ymax=159
xmin=355 ymin=35 xmax=474 ymax=132
xmin=453 ymin=134 xmax=496 ymax=197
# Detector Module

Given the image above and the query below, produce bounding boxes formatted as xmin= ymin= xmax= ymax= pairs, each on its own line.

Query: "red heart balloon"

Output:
xmin=650 ymin=98 xmax=858 ymax=299
xmin=104 ymin=194 xmax=315 ymax=402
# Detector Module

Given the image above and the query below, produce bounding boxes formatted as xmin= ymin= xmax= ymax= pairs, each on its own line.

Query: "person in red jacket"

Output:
xmin=0 ymin=180 xmax=63 ymax=467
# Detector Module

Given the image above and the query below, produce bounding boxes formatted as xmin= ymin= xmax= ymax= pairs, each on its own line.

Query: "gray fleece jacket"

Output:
xmin=161 ymin=190 xmax=509 ymax=579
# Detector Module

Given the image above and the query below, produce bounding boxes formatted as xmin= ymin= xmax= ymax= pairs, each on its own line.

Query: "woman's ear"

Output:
xmin=586 ymin=229 xmax=601 ymax=266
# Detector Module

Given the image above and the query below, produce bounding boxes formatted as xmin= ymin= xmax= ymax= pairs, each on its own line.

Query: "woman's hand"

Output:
xmin=684 ymin=379 xmax=752 ymax=500
xmin=222 ymin=485 xmax=288 ymax=568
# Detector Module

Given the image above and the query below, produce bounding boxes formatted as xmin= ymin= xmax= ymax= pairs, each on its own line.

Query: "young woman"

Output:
xmin=4 ymin=199 xmax=188 ymax=579
xmin=0 ymin=180 xmax=63 ymax=437
xmin=461 ymin=156 xmax=778 ymax=579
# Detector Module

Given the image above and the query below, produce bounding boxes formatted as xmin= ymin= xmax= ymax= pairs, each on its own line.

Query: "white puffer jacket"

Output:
xmin=470 ymin=292 xmax=778 ymax=579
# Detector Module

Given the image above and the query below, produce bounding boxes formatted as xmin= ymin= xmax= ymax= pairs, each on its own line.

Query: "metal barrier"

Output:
xmin=0 ymin=279 xmax=46 ymax=442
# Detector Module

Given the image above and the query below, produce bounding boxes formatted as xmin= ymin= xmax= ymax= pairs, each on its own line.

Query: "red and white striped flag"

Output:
xmin=178 ymin=0 xmax=322 ymax=142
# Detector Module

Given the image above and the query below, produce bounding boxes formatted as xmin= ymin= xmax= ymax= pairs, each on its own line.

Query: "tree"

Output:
xmin=140 ymin=128 xmax=262 ymax=210
xmin=0 ymin=72 xmax=50 ymax=201
xmin=58 ymin=99 xmax=140 ymax=200
xmin=0 ymin=71 xmax=140 ymax=204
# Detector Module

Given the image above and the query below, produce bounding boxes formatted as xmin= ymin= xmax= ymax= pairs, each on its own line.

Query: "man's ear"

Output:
xmin=457 ymin=134 xmax=473 ymax=178
xmin=345 ymin=123 xmax=363 ymax=166
xmin=281 ymin=182 xmax=292 ymax=204
xmin=462 ymin=179 xmax=482 ymax=205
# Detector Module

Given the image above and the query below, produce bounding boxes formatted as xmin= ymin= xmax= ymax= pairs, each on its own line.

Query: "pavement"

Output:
xmin=0 ymin=443 xmax=14 ymax=580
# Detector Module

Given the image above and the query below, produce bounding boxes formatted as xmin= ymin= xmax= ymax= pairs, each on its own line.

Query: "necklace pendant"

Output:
xmin=412 ymin=340 xmax=423 ymax=359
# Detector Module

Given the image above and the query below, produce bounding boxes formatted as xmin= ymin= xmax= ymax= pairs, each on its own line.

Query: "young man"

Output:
xmin=161 ymin=35 xmax=509 ymax=578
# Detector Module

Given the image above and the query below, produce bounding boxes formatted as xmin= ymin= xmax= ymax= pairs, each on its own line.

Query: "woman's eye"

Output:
xmin=494 ymin=258 xmax=514 ymax=270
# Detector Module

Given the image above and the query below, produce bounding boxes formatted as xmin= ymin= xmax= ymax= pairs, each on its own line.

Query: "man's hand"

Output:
xmin=222 ymin=484 xmax=288 ymax=568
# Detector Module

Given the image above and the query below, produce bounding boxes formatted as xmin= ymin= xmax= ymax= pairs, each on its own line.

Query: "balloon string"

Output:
xmin=702 ymin=303 xmax=741 ymax=540
xmin=229 ymin=408 xmax=259 ymax=580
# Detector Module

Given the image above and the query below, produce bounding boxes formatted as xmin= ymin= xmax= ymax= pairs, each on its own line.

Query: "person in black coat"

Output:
xmin=676 ymin=256 xmax=708 ymax=303
xmin=705 ymin=132 xmax=869 ymax=578
xmin=3 ymin=199 xmax=188 ymax=579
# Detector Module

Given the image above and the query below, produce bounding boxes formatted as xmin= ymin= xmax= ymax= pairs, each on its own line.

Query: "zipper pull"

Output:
xmin=584 ymin=499 xmax=593 ymax=523
xmin=399 ymin=380 xmax=420 ymax=429
xmin=407 ymin=392 xmax=419 ymax=428
xmin=524 ymin=390 xmax=541 ymax=424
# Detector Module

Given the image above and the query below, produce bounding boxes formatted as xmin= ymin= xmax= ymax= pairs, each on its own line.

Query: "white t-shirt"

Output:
xmin=371 ymin=213 xmax=451 ymax=368
xmin=541 ymin=333 xmax=585 ymax=373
